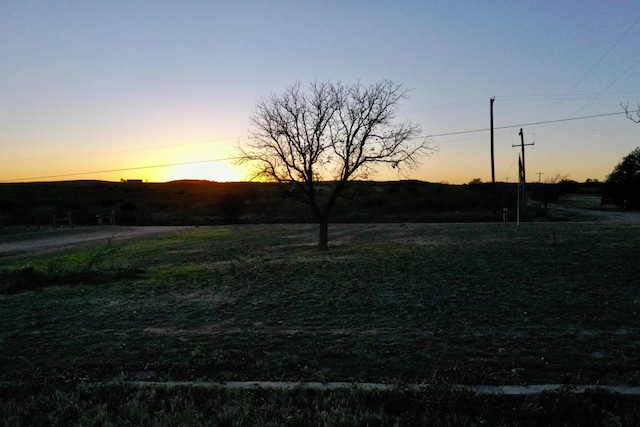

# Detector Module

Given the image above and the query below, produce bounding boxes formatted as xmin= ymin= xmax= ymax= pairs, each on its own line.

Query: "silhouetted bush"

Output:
xmin=602 ymin=147 xmax=640 ymax=209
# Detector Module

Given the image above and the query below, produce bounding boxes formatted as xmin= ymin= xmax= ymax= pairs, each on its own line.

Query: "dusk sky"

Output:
xmin=2 ymin=1 xmax=639 ymax=184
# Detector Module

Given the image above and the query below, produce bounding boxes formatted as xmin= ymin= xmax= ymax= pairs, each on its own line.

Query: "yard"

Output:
xmin=1 ymin=222 xmax=639 ymax=425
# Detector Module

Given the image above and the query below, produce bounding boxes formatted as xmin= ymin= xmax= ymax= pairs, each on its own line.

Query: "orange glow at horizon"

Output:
xmin=146 ymin=159 xmax=251 ymax=183
xmin=0 ymin=149 xmax=254 ymax=183
xmin=0 ymin=137 xmax=612 ymax=184
xmin=120 ymin=143 xmax=254 ymax=183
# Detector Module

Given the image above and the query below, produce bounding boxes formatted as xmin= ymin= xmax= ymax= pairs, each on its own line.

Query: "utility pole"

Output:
xmin=514 ymin=128 xmax=534 ymax=210
xmin=536 ymin=171 xmax=544 ymax=183
xmin=490 ymin=97 xmax=496 ymax=220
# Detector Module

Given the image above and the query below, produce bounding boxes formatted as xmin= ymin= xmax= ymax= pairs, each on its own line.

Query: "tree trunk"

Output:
xmin=318 ymin=219 xmax=329 ymax=250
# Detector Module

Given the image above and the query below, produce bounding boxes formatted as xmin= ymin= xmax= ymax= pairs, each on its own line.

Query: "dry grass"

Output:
xmin=1 ymin=222 xmax=640 ymax=424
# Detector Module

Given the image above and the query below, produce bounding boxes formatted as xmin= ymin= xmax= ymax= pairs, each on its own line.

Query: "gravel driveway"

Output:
xmin=0 ymin=226 xmax=193 ymax=256
xmin=1 ymin=206 xmax=639 ymax=256
xmin=544 ymin=204 xmax=640 ymax=223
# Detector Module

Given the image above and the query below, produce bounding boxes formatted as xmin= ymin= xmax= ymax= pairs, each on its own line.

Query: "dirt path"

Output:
xmin=1 ymin=208 xmax=639 ymax=256
xmin=545 ymin=204 xmax=640 ymax=222
xmin=0 ymin=226 xmax=194 ymax=255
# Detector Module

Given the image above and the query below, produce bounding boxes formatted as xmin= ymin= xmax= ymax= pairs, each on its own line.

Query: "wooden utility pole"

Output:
xmin=490 ymin=97 xmax=496 ymax=219
xmin=536 ymin=171 xmax=544 ymax=183
xmin=514 ymin=128 xmax=534 ymax=209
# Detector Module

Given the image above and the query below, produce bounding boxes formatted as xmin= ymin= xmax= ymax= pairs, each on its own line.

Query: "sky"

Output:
xmin=1 ymin=1 xmax=639 ymax=184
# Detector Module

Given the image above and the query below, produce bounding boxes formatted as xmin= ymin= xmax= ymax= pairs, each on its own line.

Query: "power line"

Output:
xmin=428 ymin=109 xmax=636 ymax=138
xmin=401 ymin=98 xmax=486 ymax=114
xmin=497 ymin=91 xmax=640 ymax=99
xmin=533 ymin=15 xmax=640 ymax=126
xmin=0 ymin=136 xmax=240 ymax=167
xmin=565 ymin=56 xmax=640 ymax=120
xmin=400 ymin=92 xmax=640 ymax=115
xmin=4 ymin=108 xmax=638 ymax=182
xmin=2 ymin=158 xmax=236 ymax=183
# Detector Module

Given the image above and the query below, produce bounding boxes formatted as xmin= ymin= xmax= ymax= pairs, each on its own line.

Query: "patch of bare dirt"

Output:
xmin=545 ymin=205 xmax=640 ymax=222
xmin=0 ymin=226 xmax=194 ymax=255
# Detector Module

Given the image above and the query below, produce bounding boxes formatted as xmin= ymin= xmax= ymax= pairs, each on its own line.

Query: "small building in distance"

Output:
xmin=121 ymin=179 xmax=144 ymax=184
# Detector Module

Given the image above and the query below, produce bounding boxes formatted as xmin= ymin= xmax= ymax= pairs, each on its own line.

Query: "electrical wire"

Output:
xmin=3 ymin=108 xmax=637 ymax=182
xmin=529 ymin=15 xmax=640 ymax=132
xmin=496 ymin=91 xmax=640 ymax=102
xmin=427 ymin=109 xmax=636 ymax=138
xmin=400 ymin=98 xmax=487 ymax=114
xmin=3 ymin=158 xmax=236 ymax=183
xmin=0 ymin=136 xmax=240 ymax=167
xmin=563 ymin=56 xmax=640 ymax=120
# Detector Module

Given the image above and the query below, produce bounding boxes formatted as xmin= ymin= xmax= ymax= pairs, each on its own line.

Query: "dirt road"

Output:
xmin=545 ymin=204 xmax=640 ymax=223
xmin=1 ymin=207 xmax=639 ymax=256
xmin=0 ymin=226 xmax=193 ymax=256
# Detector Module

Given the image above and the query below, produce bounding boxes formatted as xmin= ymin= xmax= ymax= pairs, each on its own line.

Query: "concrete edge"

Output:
xmin=118 ymin=381 xmax=640 ymax=395
xmin=3 ymin=380 xmax=639 ymax=395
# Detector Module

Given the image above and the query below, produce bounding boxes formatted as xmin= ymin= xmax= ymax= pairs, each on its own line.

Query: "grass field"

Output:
xmin=2 ymin=222 xmax=640 ymax=424
xmin=557 ymin=195 xmax=606 ymax=210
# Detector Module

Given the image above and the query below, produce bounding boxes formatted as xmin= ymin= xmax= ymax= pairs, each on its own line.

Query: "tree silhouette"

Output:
xmin=238 ymin=80 xmax=434 ymax=249
xmin=602 ymin=147 xmax=640 ymax=209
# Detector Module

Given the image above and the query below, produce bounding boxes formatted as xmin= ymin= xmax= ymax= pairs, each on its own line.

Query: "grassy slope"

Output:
xmin=2 ymin=222 xmax=640 ymax=425
xmin=1 ymin=222 xmax=639 ymax=386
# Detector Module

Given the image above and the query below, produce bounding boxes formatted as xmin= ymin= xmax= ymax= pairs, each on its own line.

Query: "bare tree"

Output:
xmin=238 ymin=80 xmax=434 ymax=249
xmin=622 ymin=101 xmax=640 ymax=123
xmin=544 ymin=173 xmax=570 ymax=184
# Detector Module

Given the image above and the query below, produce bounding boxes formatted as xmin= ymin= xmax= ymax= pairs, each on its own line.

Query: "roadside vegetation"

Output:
xmin=1 ymin=222 xmax=640 ymax=424
xmin=3 ymin=382 xmax=640 ymax=426
xmin=0 ymin=180 xmax=520 ymax=226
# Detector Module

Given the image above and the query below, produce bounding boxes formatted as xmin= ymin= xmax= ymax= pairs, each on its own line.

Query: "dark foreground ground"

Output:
xmin=1 ymin=222 xmax=640 ymax=424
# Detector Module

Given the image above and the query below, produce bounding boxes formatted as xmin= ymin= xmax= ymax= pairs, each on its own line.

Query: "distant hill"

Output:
xmin=0 ymin=180 xmax=521 ymax=227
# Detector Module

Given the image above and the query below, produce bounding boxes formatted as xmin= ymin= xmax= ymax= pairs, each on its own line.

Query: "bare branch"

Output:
xmin=237 ymin=79 xmax=437 ymax=249
xmin=622 ymin=101 xmax=640 ymax=123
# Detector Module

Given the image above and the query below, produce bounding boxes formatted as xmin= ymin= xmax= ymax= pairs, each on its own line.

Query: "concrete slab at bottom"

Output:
xmin=121 ymin=381 xmax=640 ymax=395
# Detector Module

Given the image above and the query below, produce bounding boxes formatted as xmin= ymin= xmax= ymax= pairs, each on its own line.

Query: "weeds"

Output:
xmin=2 ymin=223 xmax=640 ymax=384
xmin=0 ymin=239 xmax=144 ymax=294
xmin=0 ymin=263 xmax=143 ymax=295
xmin=1 ymin=383 xmax=639 ymax=426
xmin=1 ymin=223 xmax=640 ymax=423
